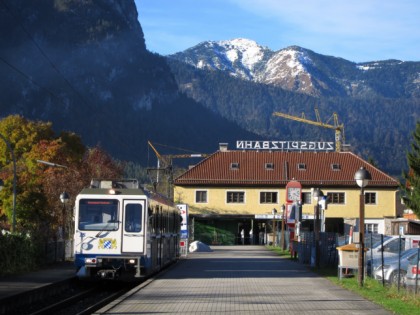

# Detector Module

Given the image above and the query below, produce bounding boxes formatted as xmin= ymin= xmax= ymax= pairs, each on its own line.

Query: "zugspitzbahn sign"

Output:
xmin=236 ymin=140 xmax=334 ymax=151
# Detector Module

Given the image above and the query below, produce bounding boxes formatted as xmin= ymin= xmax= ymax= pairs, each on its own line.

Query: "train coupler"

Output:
xmin=97 ymin=269 xmax=118 ymax=279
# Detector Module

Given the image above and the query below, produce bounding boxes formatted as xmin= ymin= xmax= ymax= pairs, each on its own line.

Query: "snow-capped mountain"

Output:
xmin=169 ymin=38 xmax=420 ymax=98
xmin=172 ymin=38 xmax=273 ymax=81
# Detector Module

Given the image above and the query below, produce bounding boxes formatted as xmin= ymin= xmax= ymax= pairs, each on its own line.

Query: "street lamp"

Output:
xmin=313 ymin=188 xmax=324 ymax=268
xmin=354 ymin=166 xmax=371 ymax=287
xmin=281 ymin=204 xmax=286 ymax=250
xmin=60 ymin=191 xmax=70 ymax=262
xmin=0 ymin=133 xmax=17 ymax=232
xmin=272 ymin=208 xmax=277 ymax=246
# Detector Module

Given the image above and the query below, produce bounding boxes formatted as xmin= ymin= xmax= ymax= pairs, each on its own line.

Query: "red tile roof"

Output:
xmin=174 ymin=151 xmax=399 ymax=188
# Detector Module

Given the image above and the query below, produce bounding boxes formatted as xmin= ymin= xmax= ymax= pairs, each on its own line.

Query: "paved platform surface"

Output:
xmin=96 ymin=246 xmax=393 ymax=315
xmin=0 ymin=261 xmax=75 ymax=301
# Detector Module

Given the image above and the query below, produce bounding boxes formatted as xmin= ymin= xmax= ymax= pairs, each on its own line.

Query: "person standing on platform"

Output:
xmin=259 ymin=231 xmax=264 ymax=245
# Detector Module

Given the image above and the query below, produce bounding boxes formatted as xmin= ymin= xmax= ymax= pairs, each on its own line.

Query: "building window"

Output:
xmin=260 ymin=192 xmax=278 ymax=204
xmin=195 ymin=190 xmax=207 ymax=203
xmin=265 ymin=163 xmax=274 ymax=170
xmin=331 ymin=163 xmax=341 ymax=171
xmin=302 ymin=192 xmax=312 ymax=204
xmin=298 ymin=163 xmax=306 ymax=170
xmin=365 ymin=192 xmax=376 ymax=204
xmin=227 ymin=191 xmax=244 ymax=203
xmin=230 ymin=162 xmax=239 ymax=170
xmin=327 ymin=192 xmax=345 ymax=204
xmin=365 ymin=223 xmax=378 ymax=234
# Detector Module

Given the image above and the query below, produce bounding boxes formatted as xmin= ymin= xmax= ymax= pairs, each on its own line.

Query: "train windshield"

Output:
xmin=78 ymin=199 xmax=119 ymax=231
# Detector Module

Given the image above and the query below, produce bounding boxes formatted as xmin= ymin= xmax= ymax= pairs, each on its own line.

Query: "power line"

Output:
xmin=0 ymin=55 xmax=71 ymax=108
xmin=0 ymin=0 xmax=154 ymax=167
xmin=0 ymin=0 xmax=92 ymax=108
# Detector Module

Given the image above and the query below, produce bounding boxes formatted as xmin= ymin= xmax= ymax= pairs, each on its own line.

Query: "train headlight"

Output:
xmin=129 ymin=259 xmax=136 ymax=264
xmin=85 ymin=258 xmax=97 ymax=265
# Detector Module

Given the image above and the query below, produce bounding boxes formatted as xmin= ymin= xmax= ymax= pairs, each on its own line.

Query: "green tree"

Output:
xmin=401 ymin=121 xmax=420 ymax=217
xmin=0 ymin=115 xmax=123 ymax=236
xmin=0 ymin=115 xmax=55 ymax=232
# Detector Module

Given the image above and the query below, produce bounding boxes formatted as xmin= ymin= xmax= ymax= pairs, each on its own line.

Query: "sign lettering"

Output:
xmin=236 ymin=140 xmax=334 ymax=151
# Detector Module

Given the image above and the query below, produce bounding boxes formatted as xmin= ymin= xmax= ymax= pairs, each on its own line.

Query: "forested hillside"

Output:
xmin=0 ymin=1 xmax=418 ymax=177
xmin=0 ymin=0 xmax=258 ymax=168
xmin=168 ymin=59 xmax=420 ymax=175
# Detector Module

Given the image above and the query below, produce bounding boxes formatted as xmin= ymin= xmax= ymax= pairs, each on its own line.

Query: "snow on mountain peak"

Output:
xmin=262 ymin=48 xmax=308 ymax=81
xmin=258 ymin=47 xmax=315 ymax=93
xmin=170 ymin=39 xmax=318 ymax=94
xmin=216 ymin=38 xmax=268 ymax=71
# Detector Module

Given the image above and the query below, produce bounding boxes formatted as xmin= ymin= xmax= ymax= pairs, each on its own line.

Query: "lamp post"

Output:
xmin=60 ymin=191 xmax=70 ymax=262
xmin=354 ymin=166 xmax=371 ymax=287
xmin=281 ymin=204 xmax=286 ymax=250
xmin=313 ymin=188 xmax=324 ymax=268
xmin=272 ymin=208 xmax=277 ymax=246
xmin=0 ymin=133 xmax=17 ymax=232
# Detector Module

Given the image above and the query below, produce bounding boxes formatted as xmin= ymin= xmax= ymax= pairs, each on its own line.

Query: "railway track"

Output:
xmin=2 ymin=259 xmax=180 ymax=315
xmin=28 ymin=283 xmax=133 ymax=315
xmin=3 ymin=280 xmax=135 ymax=315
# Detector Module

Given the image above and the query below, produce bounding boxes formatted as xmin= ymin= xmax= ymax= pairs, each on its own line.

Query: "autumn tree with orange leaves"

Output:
xmin=0 ymin=115 xmax=123 ymax=238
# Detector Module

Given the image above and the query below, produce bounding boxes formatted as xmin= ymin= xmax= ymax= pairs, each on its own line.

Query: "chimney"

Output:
xmin=219 ymin=143 xmax=228 ymax=152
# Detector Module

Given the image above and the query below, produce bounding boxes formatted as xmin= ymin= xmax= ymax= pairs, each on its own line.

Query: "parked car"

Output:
xmin=365 ymin=235 xmax=406 ymax=264
xmin=405 ymin=248 xmax=420 ymax=290
xmin=370 ymin=248 xmax=419 ymax=286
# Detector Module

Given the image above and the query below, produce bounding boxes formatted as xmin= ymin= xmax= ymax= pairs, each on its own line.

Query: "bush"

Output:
xmin=194 ymin=222 xmax=236 ymax=245
xmin=0 ymin=233 xmax=38 ymax=276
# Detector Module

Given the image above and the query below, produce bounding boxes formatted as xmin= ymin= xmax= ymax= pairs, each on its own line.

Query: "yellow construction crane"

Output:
xmin=147 ymin=141 xmax=209 ymax=199
xmin=148 ymin=141 xmax=209 ymax=168
xmin=272 ymin=108 xmax=345 ymax=152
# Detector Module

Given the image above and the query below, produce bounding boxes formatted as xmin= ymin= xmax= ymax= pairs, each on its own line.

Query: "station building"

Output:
xmin=173 ymin=143 xmax=400 ymax=245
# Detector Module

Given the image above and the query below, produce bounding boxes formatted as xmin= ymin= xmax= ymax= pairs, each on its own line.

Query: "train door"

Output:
xmin=122 ymin=199 xmax=145 ymax=253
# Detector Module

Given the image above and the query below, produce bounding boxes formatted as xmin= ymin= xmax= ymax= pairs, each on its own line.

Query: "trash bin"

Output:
xmin=336 ymin=243 xmax=366 ymax=279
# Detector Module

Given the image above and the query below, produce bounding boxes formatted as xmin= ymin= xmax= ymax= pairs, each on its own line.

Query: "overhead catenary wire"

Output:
xmin=0 ymin=0 xmax=92 ymax=109
xmin=0 ymin=0 xmax=148 ymax=168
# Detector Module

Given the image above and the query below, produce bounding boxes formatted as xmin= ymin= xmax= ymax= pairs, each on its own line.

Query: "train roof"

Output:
xmin=77 ymin=178 xmax=175 ymax=208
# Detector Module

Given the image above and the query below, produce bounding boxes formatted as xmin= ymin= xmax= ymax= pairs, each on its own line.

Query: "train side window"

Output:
xmin=155 ymin=205 xmax=160 ymax=233
xmin=125 ymin=203 xmax=142 ymax=233
xmin=148 ymin=207 xmax=154 ymax=232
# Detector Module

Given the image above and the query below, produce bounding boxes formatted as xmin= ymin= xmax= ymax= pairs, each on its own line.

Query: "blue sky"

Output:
xmin=135 ymin=0 xmax=419 ymax=63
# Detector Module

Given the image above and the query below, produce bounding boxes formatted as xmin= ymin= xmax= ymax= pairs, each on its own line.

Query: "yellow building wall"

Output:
xmin=174 ymin=186 xmax=398 ymax=219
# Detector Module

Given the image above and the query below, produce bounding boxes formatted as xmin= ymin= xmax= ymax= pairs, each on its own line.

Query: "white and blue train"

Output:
xmin=73 ymin=179 xmax=180 ymax=281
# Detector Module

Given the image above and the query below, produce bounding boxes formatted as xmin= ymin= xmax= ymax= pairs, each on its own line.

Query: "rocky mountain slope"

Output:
xmin=167 ymin=39 xmax=420 ymax=175
xmin=0 ymin=0 xmax=257 ymax=165
xmin=169 ymin=38 xmax=420 ymax=98
xmin=0 ymin=1 xmax=418 ymax=176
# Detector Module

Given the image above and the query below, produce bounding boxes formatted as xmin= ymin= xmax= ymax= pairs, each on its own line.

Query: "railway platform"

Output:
xmin=0 ymin=260 xmax=75 ymax=313
xmin=95 ymin=246 xmax=392 ymax=315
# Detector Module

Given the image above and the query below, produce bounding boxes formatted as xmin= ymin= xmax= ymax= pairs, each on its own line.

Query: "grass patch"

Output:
xmin=268 ymin=246 xmax=420 ymax=315
xmin=266 ymin=245 xmax=294 ymax=258
xmin=328 ymin=274 xmax=420 ymax=315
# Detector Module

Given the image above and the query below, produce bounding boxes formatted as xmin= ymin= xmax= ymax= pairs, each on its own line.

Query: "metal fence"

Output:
xmin=291 ymin=232 xmax=420 ymax=294
xmin=294 ymin=232 xmax=343 ymax=268
xmin=364 ymin=234 xmax=420 ymax=293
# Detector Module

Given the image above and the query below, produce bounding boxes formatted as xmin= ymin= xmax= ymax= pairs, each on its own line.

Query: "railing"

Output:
xmin=294 ymin=232 xmax=342 ymax=268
